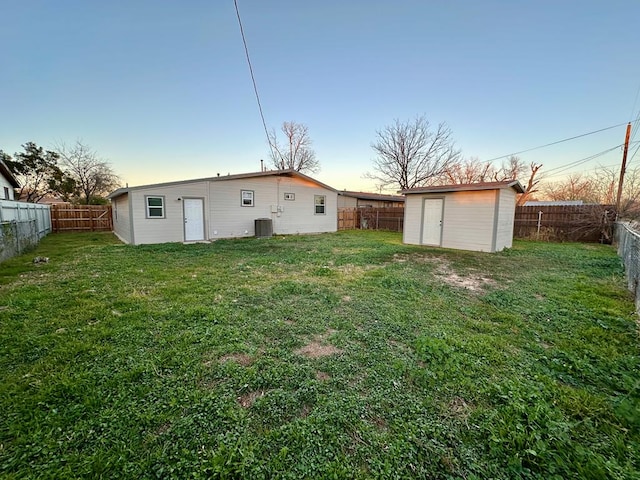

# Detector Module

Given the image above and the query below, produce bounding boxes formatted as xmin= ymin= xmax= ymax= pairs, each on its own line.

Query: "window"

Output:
xmin=314 ymin=195 xmax=326 ymax=214
xmin=146 ymin=196 xmax=165 ymax=218
xmin=241 ymin=190 xmax=254 ymax=207
xmin=284 ymin=192 xmax=295 ymax=201
xmin=3 ymin=187 xmax=9 ymax=200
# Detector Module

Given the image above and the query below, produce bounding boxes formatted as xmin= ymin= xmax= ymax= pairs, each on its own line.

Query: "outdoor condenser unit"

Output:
xmin=254 ymin=218 xmax=273 ymax=238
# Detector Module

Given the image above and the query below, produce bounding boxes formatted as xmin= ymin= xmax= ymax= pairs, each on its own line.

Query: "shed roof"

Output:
xmin=338 ymin=190 xmax=405 ymax=202
xmin=0 ymin=159 xmax=20 ymax=188
xmin=400 ymin=180 xmax=525 ymax=195
xmin=108 ymin=169 xmax=337 ymax=200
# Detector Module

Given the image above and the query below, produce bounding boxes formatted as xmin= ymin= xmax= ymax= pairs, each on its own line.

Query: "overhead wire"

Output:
xmin=233 ymin=0 xmax=276 ymax=160
xmin=541 ymin=145 xmax=624 ymax=180
xmin=480 ymin=121 xmax=629 ymax=164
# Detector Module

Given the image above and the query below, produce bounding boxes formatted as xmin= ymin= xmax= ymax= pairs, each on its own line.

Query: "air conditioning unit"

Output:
xmin=254 ymin=218 xmax=273 ymax=238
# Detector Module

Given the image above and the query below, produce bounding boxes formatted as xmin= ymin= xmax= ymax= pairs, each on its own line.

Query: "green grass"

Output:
xmin=0 ymin=231 xmax=638 ymax=479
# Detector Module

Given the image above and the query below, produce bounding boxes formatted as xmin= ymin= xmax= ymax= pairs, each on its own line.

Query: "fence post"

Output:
xmin=537 ymin=211 xmax=543 ymax=239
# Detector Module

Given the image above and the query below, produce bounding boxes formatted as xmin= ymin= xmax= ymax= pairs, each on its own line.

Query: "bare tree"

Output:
xmin=441 ymin=156 xmax=493 ymax=184
xmin=366 ymin=116 xmax=461 ymax=190
xmin=516 ymin=162 xmax=543 ymax=205
xmin=268 ymin=121 xmax=320 ymax=173
xmin=542 ymin=173 xmax=596 ymax=202
xmin=540 ymin=165 xmax=640 ymax=218
xmin=55 ymin=140 xmax=121 ymax=204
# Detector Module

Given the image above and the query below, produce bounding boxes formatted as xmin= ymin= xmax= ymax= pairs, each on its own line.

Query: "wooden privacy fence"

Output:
xmin=51 ymin=204 xmax=113 ymax=233
xmin=338 ymin=207 xmax=404 ymax=232
xmin=514 ymin=205 xmax=615 ymax=243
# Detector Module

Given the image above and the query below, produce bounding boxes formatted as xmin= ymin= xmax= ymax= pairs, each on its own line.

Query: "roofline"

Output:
xmin=400 ymin=180 xmax=525 ymax=195
xmin=0 ymin=159 xmax=20 ymax=188
xmin=108 ymin=169 xmax=337 ymax=199
xmin=338 ymin=190 xmax=405 ymax=202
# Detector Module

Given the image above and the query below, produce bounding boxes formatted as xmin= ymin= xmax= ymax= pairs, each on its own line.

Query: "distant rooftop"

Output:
xmin=339 ymin=190 xmax=405 ymax=202
xmin=523 ymin=200 xmax=584 ymax=206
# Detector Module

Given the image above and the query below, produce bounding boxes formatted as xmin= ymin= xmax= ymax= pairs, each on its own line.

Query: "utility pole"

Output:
xmin=615 ymin=122 xmax=632 ymax=218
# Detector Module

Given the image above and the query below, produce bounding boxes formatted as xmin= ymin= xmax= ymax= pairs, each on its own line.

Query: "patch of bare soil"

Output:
xmin=447 ymin=396 xmax=474 ymax=421
xmin=295 ymin=329 xmax=343 ymax=358
xmin=218 ymin=353 xmax=253 ymax=366
xmin=238 ymin=390 xmax=265 ymax=408
xmin=315 ymin=370 xmax=331 ymax=381
xmin=435 ymin=262 xmax=496 ymax=293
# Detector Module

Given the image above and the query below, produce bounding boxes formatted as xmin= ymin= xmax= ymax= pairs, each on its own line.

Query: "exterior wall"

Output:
xmin=209 ymin=176 xmax=337 ymax=238
xmin=338 ymin=195 xmax=403 ymax=208
xmin=338 ymin=195 xmax=358 ymax=209
xmin=402 ymin=194 xmax=424 ymax=245
xmin=0 ymin=175 xmax=15 ymax=200
xmin=111 ymin=194 xmax=132 ymax=244
xmin=114 ymin=175 xmax=337 ymax=245
xmin=404 ymin=190 xmax=501 ymax=252
xmin=130 ymin=181 xmax=209 ymax=245
xmin=494 ymin=188 xmax=517 ymax=251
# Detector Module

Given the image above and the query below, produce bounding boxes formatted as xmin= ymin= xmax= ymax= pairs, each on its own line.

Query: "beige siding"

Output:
xmin=209 ymin=176 xmax=337 ymax=238
xmin=494 ymin=188 xmax=517 ymax=251
xmin=404 ymin=190 xmax=500 ymax=251
xmin=338 ymin=195 xmax=357 ymax=208
xmin=0 ymin=175 xmax=15 ymax=200
xmin=440 ymin=191 xmax=496 ymax=252
xmin=131 ymin=182 xmax=209 ymax=245
xmin=402 ymin=194 xmax=424 ymax=245
xmin=111 ymin=194 xmax=132 ymax=244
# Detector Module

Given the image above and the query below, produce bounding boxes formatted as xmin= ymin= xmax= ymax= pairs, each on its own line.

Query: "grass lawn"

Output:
xmin=0 ymin=230 xmax=638 ymax=479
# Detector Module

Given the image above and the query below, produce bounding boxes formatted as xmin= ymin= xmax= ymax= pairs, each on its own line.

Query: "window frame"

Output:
xmin=3 ymin=187 xmax=9 ymax=200
xmin=241 ymin=190 xmax=254 ymax=207
xmin=314 ymin=195 xmax=326 ymax=215
xmin=145 ymin=195 xmax=165 ymax=219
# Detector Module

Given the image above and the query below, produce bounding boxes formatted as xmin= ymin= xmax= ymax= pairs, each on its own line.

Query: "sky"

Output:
xmin=2 ymin=0 xmax=640 ymax=193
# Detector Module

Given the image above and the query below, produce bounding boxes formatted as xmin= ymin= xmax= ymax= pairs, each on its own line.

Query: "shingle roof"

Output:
xmin=108 ymin=169 xmax=336 ymax=200
xmin=400 ymin=180 xmax=525 ymax=195
xmin=338 ymin=191 xmax=405 ymax=202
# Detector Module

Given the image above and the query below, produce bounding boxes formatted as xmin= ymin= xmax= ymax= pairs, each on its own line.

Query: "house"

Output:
xmin=401 ymin=180 xmax=525 ymax=252
xmin=0 ymin=159 xmax=19 ymax=200
xmin=107 ymin=169 xmax=338 ymax=245
xmin=338 ymin=191 xmax=405 ymax=208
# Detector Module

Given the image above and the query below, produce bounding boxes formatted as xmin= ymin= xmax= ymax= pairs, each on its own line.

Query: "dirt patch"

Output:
xmin=434 ymin=261 xmax=496 ymax=293
xmin=315 ymin=370 xmax=331 ymax=381
xmin=238 ymin=390 xmax=265 ymax=408
xmin=393 ymin=253 xmax=495 ymax=292
xmin=299 ymin=404 xmax=312 ymax=418
xmin=218 ymin=353 xmax=253 ymax=366
xmin=341 ymin=295 xmax=352 ymax=302
xmin=295 ymin=329 xmax=343 ymax=358
xmin=447 ymin=396 xmax=474 ymax=420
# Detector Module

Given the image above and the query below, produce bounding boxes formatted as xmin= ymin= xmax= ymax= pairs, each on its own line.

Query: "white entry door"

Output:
xmin=183 ymin=198 xmax=205 ymax=242
xmin=421 ymin=198 xmax=443 ymax=246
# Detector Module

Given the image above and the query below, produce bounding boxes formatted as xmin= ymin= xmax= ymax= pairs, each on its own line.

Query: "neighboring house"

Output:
xmin=107 ymin=169 xmax=338 ymax=245
xmin=338 ymin=191 xmax=405 ymax=208
xmin=523 ymin=200 xmax=584 ymax=207
xmin=0 ymin=159 xmax=19 ymax=200
xmin=401 ymin=180 xmax=525 ymax=253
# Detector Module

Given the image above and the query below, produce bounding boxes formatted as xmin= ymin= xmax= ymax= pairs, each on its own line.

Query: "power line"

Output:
xmin=233 ymin=0 xmax=275 ymax=160
xmin=481 ymin=121 xmax=629 ymax=164
xmin=542 ymin=145 xmax=623 ymax=178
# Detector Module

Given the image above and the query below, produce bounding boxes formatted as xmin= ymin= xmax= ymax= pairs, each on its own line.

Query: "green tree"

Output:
xmin=4 ymin=142 xmax=68 ymax=203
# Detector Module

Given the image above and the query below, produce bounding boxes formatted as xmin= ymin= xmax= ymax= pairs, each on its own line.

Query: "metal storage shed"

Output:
xmin=400 ymin=180 xmax=525 ymax=253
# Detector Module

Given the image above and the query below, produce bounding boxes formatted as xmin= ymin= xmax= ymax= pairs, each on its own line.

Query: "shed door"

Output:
xmin=183 ymin=198 xmax=205 ymax=242
xmin=421 ymin=198 xmax=443 ymax=246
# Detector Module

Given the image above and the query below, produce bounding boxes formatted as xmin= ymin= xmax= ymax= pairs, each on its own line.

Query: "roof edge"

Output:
xmin=108 ymin=169 xmax=337 ymax=199
xmin=400 ymin=180 xmax=525 ymax=195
